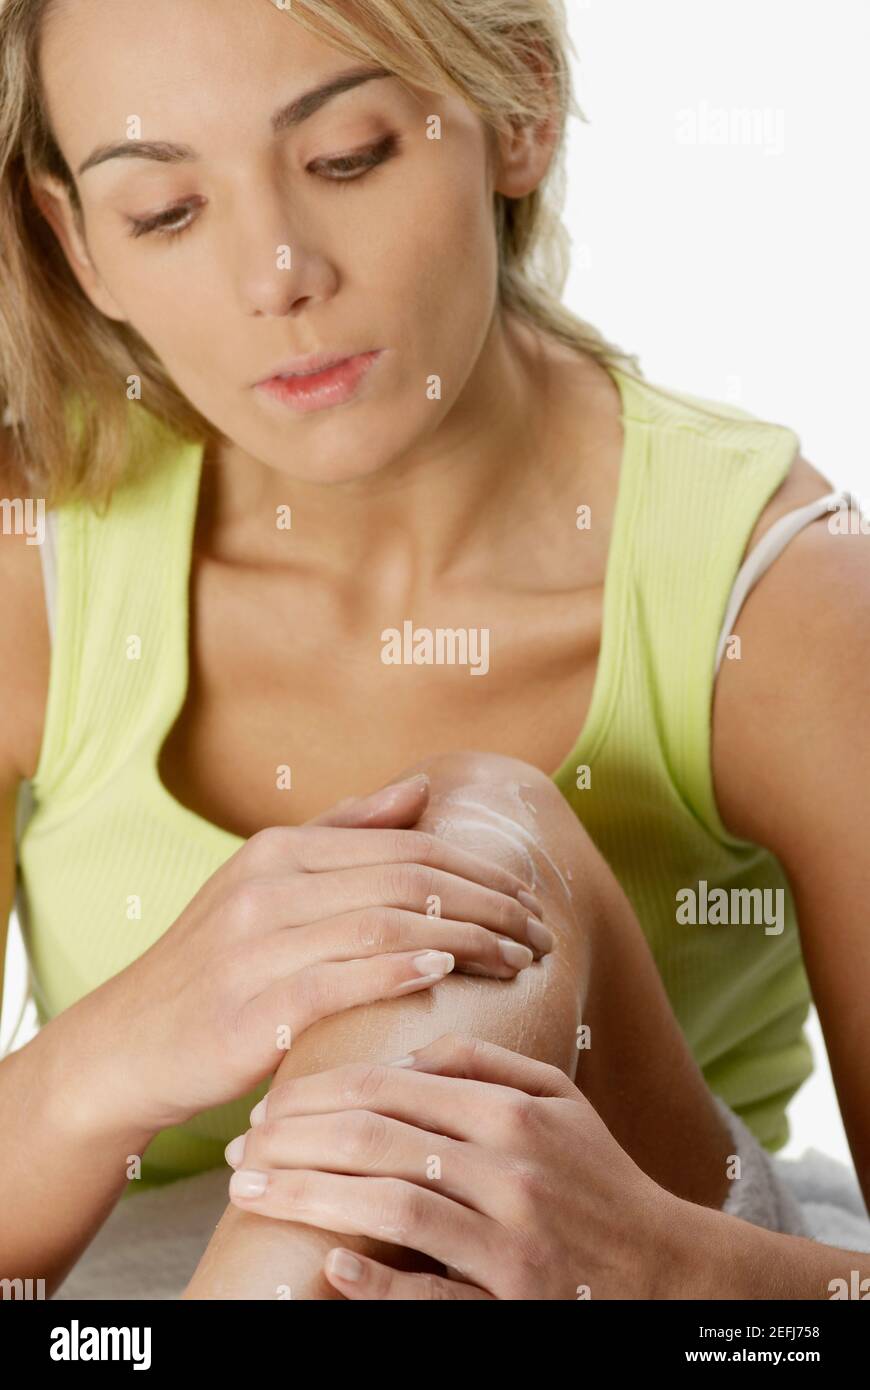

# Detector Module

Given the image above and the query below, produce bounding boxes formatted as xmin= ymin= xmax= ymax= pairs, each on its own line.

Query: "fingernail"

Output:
xmin=527 ymin=918 xmax=554 ymax=954
xmin=498 ymin=938 xmax=535 ymax=970
xmin=517 ymin=888 xmax=545 ymax=917
xmin=230 ymin=1169 xmax=268 ymax=1198
xmin=412 ymin=950 xmax=454 ymax=977
xmin=376 ymin=772 xmax=429 ymax=802
xmin=386 ymin=1054 xmax=417 ymax=1066
xmin=249 ymin=1096 xmax=268 ymax=1127
xmin=224 ymin=1134 xmax=246 ymax=1167
xmin=327 ymin=1249 xmax=364 ymax=1282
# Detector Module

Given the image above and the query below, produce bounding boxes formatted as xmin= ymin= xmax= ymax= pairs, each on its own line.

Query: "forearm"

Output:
xmin=0 ymin=1000 xmax=155 ymax=1296
xmin=677 ymin=1197 xmax=870 ymax=1299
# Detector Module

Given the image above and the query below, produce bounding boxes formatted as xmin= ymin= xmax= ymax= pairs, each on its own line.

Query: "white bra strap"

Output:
xmin=714 ymin=489 xmax=858 ymax=675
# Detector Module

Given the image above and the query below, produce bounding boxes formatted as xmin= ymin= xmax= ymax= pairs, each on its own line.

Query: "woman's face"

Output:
xmin=37 ymin=0 xmax=530 ymax=484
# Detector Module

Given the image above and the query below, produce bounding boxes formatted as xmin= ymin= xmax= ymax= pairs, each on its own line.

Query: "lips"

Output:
xmin=257 ymin=350 xmax=362 ymax=383
xmin=253 ymin=349 xmax=385 ymax=414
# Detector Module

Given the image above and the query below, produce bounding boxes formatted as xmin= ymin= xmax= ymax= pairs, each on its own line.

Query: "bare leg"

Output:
xmin=184 ymin=750 xmax=730 ymax=1298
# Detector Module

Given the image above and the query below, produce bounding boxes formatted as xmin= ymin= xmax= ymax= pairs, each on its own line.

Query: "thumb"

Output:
xmin=306 ymin=772 xmax=431 ymax=829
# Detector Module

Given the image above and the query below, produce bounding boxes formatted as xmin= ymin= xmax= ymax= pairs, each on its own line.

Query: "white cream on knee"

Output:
xmin=428 ymin=780 xmax=573 ymax=906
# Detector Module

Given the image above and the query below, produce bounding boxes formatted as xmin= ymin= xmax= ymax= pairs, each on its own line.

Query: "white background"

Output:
xmin=3 ymin=0 xmax=868 ymax=1169
xmin=561 ymin=0 xmax=869 ymax=1164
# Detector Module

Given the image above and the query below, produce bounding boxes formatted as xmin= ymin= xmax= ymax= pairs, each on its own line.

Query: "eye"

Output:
xmin=127 ymin=198 xmax=203 ymax=241
xmin=123 ymin=132 xmax=399 ymax=241
xmin=308 ymin=132 xmax=399 ymax=182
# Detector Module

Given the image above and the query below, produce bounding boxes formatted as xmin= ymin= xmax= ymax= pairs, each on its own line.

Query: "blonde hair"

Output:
xmin=0 ymin=0 xmax=642 ymax=508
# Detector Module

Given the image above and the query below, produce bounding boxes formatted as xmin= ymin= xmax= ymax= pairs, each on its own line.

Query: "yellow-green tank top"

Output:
xmin=15 ymin=364 xmax=817 ymax=1190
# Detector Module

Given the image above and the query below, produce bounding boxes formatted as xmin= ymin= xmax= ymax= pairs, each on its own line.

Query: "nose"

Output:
xmin=229 ymin=181 xmax=338 ymax=318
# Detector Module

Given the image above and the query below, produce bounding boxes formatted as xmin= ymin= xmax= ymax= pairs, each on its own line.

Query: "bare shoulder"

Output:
xmin=0 ymin=433 xmax=50 ymax=784
xmin=740 ymin=450 xmax=837 ymax=557
xmin=711 ymin=449 xmax=869 ymax=849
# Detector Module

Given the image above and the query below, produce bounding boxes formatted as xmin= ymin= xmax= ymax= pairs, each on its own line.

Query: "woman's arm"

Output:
xmin=0 ymin=779 xmax=159 ymax=1295
xmin=712 ymin=497 xmax=870 ymax=1209
xmin=0 ymin=501 xmax=161 ymax=1294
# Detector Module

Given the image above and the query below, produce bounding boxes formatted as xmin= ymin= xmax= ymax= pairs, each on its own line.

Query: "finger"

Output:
xmin=227 ymin=1168 xmax=496 ymax=1286
xmin=249 ymin=1060 xmax=566 ymax=1147
xmin=260 ymin=907 xmax=534 ymax=979
xmin=398 ymin=1032 xmax=578 ymax=1098
xmin=227 ymin=1110 xmax=502 ymax=1219
xmin=240 ymin=948 xmax=456 ymax=1041
xmin=282 ymin=826 xmax=541 ymax=910
xmin=306 ymin=774 xmax=431 ymax=829
xmin=323 ymin=1249 xmax=492 ymax=1300
xmin=281 ymin=862 xmax=549 ymax=955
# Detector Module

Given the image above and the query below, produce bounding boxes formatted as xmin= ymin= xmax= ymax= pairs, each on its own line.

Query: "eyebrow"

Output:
xmin=76 ymin=64 xmax=394 ymax=176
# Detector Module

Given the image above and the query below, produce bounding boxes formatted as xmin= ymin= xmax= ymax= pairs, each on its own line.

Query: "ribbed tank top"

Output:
xmin=12 ymin=365 xmax=846 ymax=1189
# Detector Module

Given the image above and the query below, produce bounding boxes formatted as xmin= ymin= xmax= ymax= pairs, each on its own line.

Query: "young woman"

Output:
xmin=0 ymin=0 xmax=867 ymax=1300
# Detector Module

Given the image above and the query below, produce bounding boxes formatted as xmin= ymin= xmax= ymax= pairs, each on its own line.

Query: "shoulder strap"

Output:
xmin=610 ymin=369 xmax=804 ymax=847
xmin=21 ymin=408 xmax=203 ymax=814
xmin=714 ymin=489 xmax=857 ymax=674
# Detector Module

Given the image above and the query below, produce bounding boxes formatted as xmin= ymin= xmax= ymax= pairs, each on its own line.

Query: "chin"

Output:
xmin=270 ymin=446 xmax=395 ymax=487
xmin=265 ymin=417 xmax=417 ymax=485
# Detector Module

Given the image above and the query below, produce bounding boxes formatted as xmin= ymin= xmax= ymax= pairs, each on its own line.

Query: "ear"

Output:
xmin=491 ymin=43 xmax=562 ymax=199
xmin=29 ymin=174 xmax=127 ymax=322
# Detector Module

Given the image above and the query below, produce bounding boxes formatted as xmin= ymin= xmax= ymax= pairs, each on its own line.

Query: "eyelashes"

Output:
xmin=307 ymin=130 xmax=399 ymax=181
xmin=127 ymin=198 xmax=204 ymax=240
xmin=126 ymin=132 xmax=401 ymax=242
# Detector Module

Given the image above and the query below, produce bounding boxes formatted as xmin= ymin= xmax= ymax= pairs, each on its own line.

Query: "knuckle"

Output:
xmin=498 ymin=893 xmax=523 ymax=934
xmin=240 ymin=1122 xmax=270 ymax=1167
xmin=404 ymin=829 xmax=435 ymax=865
xmin=499 ymin=1092 xmax=540 ymax=1139
xmin=225 ymin=880 xmax=268 ymax=933
xmin=383 ymin=863 xmax=418 ymax=904
xmin=507 ymin=1160 xmax=546 ymax=1214
xmin=263 ymin=1078 xmax=296 ymax=1116
xmin=441 ymin=1032 xmax=482 ymax=1074
xmin=419 ymin=1273 xmax=458 ymax=1301
xmin=387 ymin=1181 xmax=422 ymax=1243
xmin=340 ymin=1063 xmax=388 ymax=1109
xmin=244 ymin=826 xmax=290 ymax=870
xmin=289 ymin=963 xmax=327 ymax=1022
xmin=354 ymin=906 xmax=401 ymax=953
xmin=503 ymin=1252 xmax=547 ymax=1298
xmin=285 ymin=1169 xmax=313 ymax=1211
xmin=540 ymin=1064 xmax=576 ymax=1099
xmin=338 ymin=1109 xmax=390 ymax=1167
xmin=467 ymin=922 xmax=499 ymax=961
xmin=381 ymin=829 xmax=416 ymax=862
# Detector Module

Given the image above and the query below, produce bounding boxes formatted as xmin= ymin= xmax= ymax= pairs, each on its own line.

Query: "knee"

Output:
xmin=401 ymin=749 xmax=598 ymax=912
xmin=399 ymin=748 xmax=559 ymax=809
xmin=411 ymin=749 xmax=590 ymax=848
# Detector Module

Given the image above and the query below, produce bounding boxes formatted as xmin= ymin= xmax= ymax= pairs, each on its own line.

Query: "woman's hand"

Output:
xmin=222 ymin=1032 xmax=688 ymax=1301
xmin=76 ymin=780 xmax=547 ymax=1138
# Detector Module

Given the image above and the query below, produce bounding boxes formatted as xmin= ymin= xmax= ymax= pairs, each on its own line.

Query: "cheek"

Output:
xmin=83 ymin=228 xmax=209 ymax=364
xmin=114 ymin=258 xmax=217 ymax=376
xmin=353 ymin=144 xmax=499 ymax=339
